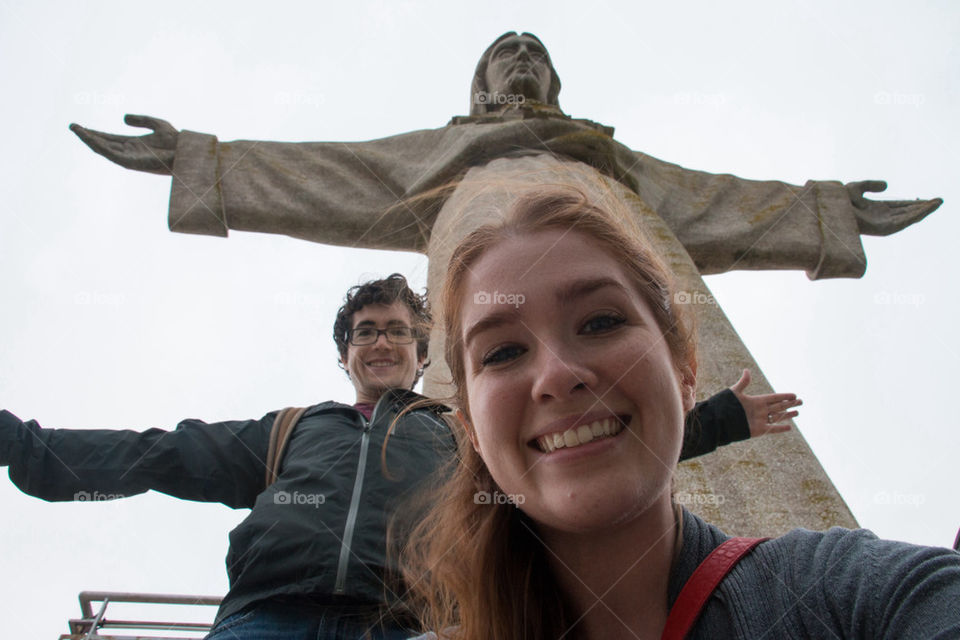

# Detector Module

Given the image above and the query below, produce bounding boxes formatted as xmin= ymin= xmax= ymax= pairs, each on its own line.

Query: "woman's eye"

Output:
xmin=581 ymin=313 xmax=626 ymax=334
xmin=480 ymin=344 xmax=525 ymax=367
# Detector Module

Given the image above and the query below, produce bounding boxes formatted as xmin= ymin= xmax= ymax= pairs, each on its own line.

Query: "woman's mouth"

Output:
xmin=533 ymin=416 xmax=626 ymax=453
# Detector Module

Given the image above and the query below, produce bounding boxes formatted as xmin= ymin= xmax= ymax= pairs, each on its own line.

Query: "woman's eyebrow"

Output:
xmin=464 ymin=308 xmax=519 ymax=348
xmin=554 ymin=277 xmax=629 ymax=306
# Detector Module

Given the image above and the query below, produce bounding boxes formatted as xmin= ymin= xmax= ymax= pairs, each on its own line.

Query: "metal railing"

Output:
xmin=58 ymin=591 xmax=222 ymax=640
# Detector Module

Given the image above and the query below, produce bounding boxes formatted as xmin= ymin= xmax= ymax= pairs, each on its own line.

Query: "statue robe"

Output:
xmin=169 ymin=109 xmax=866 ymax=280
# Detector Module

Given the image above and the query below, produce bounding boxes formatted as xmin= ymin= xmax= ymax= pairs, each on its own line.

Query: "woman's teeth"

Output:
xmin=535 ymin=417 xmax=624 ymax=453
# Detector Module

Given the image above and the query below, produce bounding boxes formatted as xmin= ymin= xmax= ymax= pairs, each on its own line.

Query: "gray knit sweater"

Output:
xmin=671 ymin=509 xmax=960 ymax=638
xmin=410 ymin=509 xmax=960 ymax=638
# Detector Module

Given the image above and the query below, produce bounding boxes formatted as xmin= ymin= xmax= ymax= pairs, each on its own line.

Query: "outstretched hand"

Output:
xmin=846 ymin=180 xmax=942 ymax=236
xmin=69 ymin=114 xmax=178 ymax=175
xmin=729 ymin=369 xmax=800 ymax=438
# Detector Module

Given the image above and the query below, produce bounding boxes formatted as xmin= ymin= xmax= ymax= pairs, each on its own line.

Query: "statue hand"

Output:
xmin=846 ymin=180 xmax=943 ymax=236
xmin=69 ymin=114 xmax=178 ymax=175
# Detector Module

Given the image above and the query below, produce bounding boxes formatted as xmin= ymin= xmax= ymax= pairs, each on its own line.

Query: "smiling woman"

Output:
xmin=455 ymin=225 xmax=694 ymax=540
xmin=401 ymin=188 xmax=960 ymax=640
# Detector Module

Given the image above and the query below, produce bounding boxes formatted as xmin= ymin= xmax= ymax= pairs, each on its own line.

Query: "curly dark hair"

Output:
xmin=333 ymin=273 xmax=431 ymax=385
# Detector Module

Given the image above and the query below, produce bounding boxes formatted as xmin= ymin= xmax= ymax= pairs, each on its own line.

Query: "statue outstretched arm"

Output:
xmin=70 ymin=115 xmax=178 ymax=175
xmin=71 ymin=114 xmax=461 ymax=252
xmin=626 ymin=150 xmax=942 ymax=279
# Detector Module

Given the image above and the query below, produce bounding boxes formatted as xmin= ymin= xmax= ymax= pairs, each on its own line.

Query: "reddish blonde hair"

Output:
xmin=400 ymin=187 xmax=697 ymax=639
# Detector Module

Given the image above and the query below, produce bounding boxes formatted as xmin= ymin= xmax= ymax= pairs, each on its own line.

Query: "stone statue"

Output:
xmin=70 ymin=32 xmax=942 ymax=535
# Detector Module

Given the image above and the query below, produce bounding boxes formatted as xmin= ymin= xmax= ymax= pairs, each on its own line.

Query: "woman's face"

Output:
xmin=459 ymin=230 xmax=695 ymax=534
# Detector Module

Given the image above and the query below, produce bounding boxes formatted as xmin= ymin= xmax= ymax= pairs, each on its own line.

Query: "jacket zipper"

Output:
xmin=333 ymin=400 xmax=382 ymax=594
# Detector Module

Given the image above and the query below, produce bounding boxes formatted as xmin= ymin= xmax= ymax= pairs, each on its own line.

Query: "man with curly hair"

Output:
xmin=332 ymin=274 xmax=432 ymax=405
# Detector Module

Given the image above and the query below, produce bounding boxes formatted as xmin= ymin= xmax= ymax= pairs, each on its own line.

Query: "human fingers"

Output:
xmin=766 ymin=409 xmax=799 ymax=424
xmin=729 ymin=369 xmax=750 ymax=394
xmin=767 ymin=397 xmax=802 ymax=412
xmin=753 ymin=392 xmax=798 ymax=406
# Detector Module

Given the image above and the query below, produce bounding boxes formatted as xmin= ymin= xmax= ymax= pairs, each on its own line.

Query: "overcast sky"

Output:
xmin=1 ymin=1 xmax=957 ymax=636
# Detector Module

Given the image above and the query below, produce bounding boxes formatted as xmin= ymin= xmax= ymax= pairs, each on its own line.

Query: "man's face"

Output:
xmin=484 ymin=34 xmax=552 ymax=104
xmin=340 ymin=301 xmax=424 ymax=404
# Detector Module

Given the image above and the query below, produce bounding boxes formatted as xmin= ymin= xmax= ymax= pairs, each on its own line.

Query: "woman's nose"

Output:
xmin=530 ymin=346 xmax=598 ymax=401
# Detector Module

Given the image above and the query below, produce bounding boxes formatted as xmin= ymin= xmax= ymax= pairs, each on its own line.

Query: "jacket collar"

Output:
xmin=306 ymin=388 xmax=450 ymax=419
xmin=373 ymin=387 xmax=449 ymax=415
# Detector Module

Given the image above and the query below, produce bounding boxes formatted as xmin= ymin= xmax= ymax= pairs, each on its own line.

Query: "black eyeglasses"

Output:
xmin=348 ymin=326 xmax=416 ymax=346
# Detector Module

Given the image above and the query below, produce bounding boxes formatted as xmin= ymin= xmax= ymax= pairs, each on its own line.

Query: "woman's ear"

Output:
xmin=456 ymin=409 xmax=481 ymax=454
xmin=679 ymin=358 xmax=697 ymax=414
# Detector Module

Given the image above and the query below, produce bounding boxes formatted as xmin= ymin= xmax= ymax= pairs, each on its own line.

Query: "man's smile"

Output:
xmin=365 ymin=359 xmax=399 ymax=367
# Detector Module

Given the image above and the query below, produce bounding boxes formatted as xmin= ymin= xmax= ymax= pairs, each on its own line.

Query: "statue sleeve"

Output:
xmin=166 ymin=126 xmax=459 ymax=252
xmin=627 ymin=151 xmax=867 ymax=279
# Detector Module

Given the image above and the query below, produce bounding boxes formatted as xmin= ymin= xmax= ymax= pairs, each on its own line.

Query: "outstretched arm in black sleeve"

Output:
xmin=0 ymin=408 xmax=275 ymax=509
xmin=680 ymin=370 xmax=801 ymax=460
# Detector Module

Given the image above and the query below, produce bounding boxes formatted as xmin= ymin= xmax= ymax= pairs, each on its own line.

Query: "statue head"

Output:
xmin=470 ymin=32 xmax=561 ymax=116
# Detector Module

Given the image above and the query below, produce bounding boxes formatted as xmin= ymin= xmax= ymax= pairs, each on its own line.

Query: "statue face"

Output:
xmin=484 ymin=34 xmax=552 ymax=104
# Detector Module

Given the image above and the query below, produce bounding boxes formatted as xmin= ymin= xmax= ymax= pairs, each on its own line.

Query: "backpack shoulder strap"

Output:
xmin=265 ymin=406 xmax=309 ymax=488
xmin=661 ymin=536 xmax=769 ymax=640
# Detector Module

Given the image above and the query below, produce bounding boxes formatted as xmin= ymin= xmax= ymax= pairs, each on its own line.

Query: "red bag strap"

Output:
xmin=661 ymin=536 xmax=769 ymax=640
